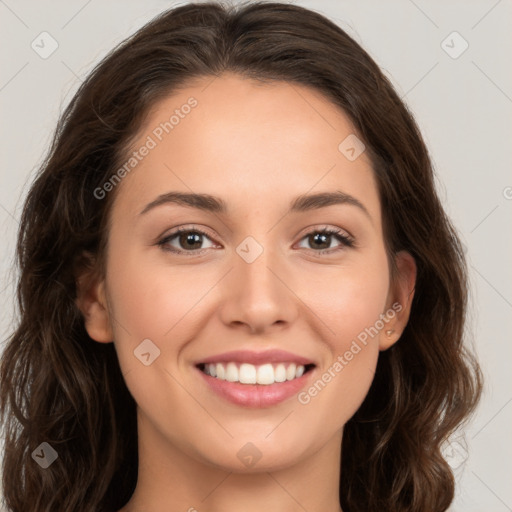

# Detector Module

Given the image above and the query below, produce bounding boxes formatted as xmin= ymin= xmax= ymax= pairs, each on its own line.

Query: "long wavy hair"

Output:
xmin=0 ymin=2 xmax=482 ymax=511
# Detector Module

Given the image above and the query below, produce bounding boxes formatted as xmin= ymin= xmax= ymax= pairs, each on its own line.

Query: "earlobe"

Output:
xmin=379 ymin=251 xmax=417 ymax=351
xmin=75 ymin=268 xmax=113 ymax=343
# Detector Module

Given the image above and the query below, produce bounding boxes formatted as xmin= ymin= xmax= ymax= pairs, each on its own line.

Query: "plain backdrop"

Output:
xmin=1 ymin=1 xmax=511 ymax=510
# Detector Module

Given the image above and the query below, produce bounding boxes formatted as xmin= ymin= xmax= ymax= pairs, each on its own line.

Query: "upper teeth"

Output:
xmin=202 ymin=362 xmax=306 ymax=385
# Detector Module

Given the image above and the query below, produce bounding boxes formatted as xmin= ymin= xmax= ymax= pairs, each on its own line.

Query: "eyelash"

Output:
xmin=156 ymin=225 xmax=355 ymax=256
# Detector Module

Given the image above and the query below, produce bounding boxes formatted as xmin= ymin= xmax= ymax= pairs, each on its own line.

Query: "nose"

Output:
xmin=217 ymin=243 xmax=298 ymax=335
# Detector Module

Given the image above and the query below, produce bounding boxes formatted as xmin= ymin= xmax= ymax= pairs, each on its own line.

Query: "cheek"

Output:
xmin=105 ymin=253 xmax=211 ymax=427
xmin=104 ymin=242 xmax=216 ymax=375
xmin=110 ymin=266 xmax=205 ymax=334
xmin=295 ymin=252 xmax=390 ymax=347
xmin=292 ymin=253 xmax=389 ymax=421
xmin=296 ymin=282 xmax=384 ymax=433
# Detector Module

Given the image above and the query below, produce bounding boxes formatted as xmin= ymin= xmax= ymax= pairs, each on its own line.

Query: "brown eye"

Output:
xmin=177 ymin=231 xmax=204 ymax=250
xmin=297 ymin=228 xmax=354 ymax=254
xmin=158 ymin=227 xmax=217 ymax=254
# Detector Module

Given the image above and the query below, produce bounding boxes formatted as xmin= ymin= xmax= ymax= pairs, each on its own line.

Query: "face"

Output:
xmin=79 ymin=72 xmax=415 ymax=473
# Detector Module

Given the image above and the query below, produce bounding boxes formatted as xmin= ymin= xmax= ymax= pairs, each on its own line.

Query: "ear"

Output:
xmin=75 ymin=259 xmax=113 ymax=343
xmin=379 ymin=250 xmax=417 ymax=351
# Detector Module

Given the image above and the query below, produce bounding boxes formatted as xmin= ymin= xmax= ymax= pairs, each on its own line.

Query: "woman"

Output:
xmin=0 ymin=2 xmax=482 ymax=511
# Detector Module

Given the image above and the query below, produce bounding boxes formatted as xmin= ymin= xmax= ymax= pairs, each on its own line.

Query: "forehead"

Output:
xmin=111 ymin=72 xmax=381 ymax=224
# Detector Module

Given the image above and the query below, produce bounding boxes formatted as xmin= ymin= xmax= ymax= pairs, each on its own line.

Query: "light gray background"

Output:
xmin=1 ymin=1 xmax=511 ymax=510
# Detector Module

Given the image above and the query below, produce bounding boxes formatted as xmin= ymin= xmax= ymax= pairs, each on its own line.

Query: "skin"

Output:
xmin=77 ymin=72 xmax=416 ymax=512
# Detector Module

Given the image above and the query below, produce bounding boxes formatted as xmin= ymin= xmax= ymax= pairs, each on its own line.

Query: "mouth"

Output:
xmin=196 ymin=361 xmax=316 ymax=385
xmin=194 ymin=350 xmax=317 ymax=408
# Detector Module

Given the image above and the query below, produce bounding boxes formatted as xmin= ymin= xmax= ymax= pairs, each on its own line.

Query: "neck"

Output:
xmin=119 ymin=413 xmax=344 ymax=512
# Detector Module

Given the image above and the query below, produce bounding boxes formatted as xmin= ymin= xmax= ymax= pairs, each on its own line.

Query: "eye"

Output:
xmin=157 ymin=226 xmax=217 ymax=255
xmin=157 ymin=225 xmax=355 ymax=256
xmin=296 ymin=227 xmax=354 ymax=254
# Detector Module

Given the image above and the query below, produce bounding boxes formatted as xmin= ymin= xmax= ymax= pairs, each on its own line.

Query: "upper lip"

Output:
xmin=196 ymin=349 xmax=315 ymax=366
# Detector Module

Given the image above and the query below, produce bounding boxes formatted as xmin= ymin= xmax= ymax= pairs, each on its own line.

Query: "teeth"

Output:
xmin=257 ymin=364 xmax=274 ymax=385
xmin=286 ymin=363 xmax=296 ymax=380
xmin=274 ymin=363 xmax=286 ymax=382
xmin=201 ymin=362 xmax=308 ymax=385
xmin=239 ymin=363 xmax=257 ymax=384
xmin=226 ymin=362 xmax=238 ymax=382
xmin=215 ymin=363 xmax=225 ymax=380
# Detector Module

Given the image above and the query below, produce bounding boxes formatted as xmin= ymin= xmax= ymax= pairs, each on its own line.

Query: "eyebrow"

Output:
xmin=139 ymin=190 xmax=371 ymax=219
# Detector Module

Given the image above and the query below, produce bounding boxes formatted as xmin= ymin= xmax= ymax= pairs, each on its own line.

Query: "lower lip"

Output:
xmin=196 ymin=367 xmax=314 ymax=408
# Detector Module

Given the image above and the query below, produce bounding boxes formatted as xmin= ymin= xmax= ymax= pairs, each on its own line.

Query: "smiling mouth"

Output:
xmin=196 ymin=362 xmax=316 ymax=385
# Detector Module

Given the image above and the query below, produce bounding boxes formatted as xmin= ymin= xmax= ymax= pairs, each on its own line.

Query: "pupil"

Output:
xmin=180 ymin=232 xmax=202 ymax=249
xmin=311 ymin=233 xmax=329 ymax=249
xmin=177 ymin=232 xmax=332 ymax=251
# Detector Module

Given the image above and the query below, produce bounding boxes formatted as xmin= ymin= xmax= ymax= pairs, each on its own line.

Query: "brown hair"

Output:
xmin=0 ymin=2 xmax=482 ymax=511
